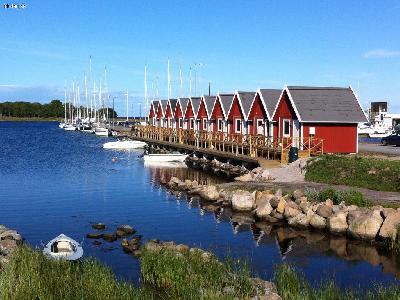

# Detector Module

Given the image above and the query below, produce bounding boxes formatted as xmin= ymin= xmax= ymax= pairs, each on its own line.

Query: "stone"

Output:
xmin=0 ymin=239 xmax=17 ymax=255
xmin=292 ymin=189 xmax=304 ymax=200
xmin=0 ymin=230 xmax=22 ymax=243
xmin=86 ymin=233 xmax=103 ymax=239
xmin=347 ymin=209 xmax=383 ymax=240
xmin=255 ymin=192 xmax=275 ymax=207
xmin=117 ymin=225 xmax=135 ymax=235
xmin=262 ymin=215 xmax=281 ymax=223
xmin=250 ymin=278 xmax=281 ymax=299
xmin=284 ymin=202 xmax=301 ymax=219
xmin=310 ymin=213 xmax=327 ymax=229
xmin=255 ymin=201 xmax=273 ymax=219
xmin=234 ymin=173 xmax=254 ymax=182
xmin=102 ymin=233 xmax=117 ymax=242
xmin=145 ymin=240 xmax=162 ymax=252
xmin=116 ymin=229 xmax=129 ymax=238
xmin=288 ymin=213 xmax=310 ymax=228
xmin=269 ymin=197 xmax=279 ymax=208
xmin=276 ymin=198 xmax=287 ymax=214
xmin=256 ymin=169 xmax=273 ymax=182
xmin=271 ymin=210 xmax=284 ymax=220
xmin=231 ymin=212 xmax=255 ymax=224
xmin=275 ymin=189 xmax=282 ymax=198
xmin=168 ymin=177 xmax=182 ymax=189
xmin=219 ymin=189 xmax=233 ymax=202
xmin=175 ymin=244 xmax=190 ymax=253
xmin=382 ymin=208 xmax=396 ymax=218
xmin=198 ymin=185 xmax=220 ymax=201
xmin=325 ymin=199 xmax=334 ymax=207
xmin=378 ymin=211 xmax=400 ymax=239
xmin=317 ymin=204 xmax=333 ymax=218
xmin=299 ymin=199 xmax=312 ymax=214
xmin=92 ymin=223 xmax=106 ymax=230
xmin=231 ymin=190 xmax=255 ymax=211
xmin=203 ymin=204 xmax=220 ymax=213
xmin=327 ymin=211 xmax=349 ymax=234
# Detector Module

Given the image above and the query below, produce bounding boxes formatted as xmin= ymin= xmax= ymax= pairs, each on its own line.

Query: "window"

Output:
xmin=283 ymin=119 xmax=290 ymax=137
xmin=190 ymin=119 xmax=194 ymax=129
xmin=178 ymin=119 xmax=182 ymax=128
xmin=203 ymin=119 xmax=207 ymax=130
xmin=257 ymin=119 xmax=264 ymax=135
xmin=235 ymin=119 xmax=242 ymax=133
xmin=218 ymin=119 xmax=223 ymax=132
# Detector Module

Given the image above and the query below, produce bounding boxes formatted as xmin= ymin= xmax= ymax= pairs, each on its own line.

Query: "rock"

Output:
xmin=203 ymin=204 xmax=220 ymax=213
xmin=145 ymin=240 xmax=162 ymax=252
xmin=117 ymin=225 xmax=135 ymax=235
xmin=219 ymin=189 xmax=233 ymax=202
xmin=231 ymin=190 xmax=255 ymax=211
xmin=102 ymin=233 xmax=117 ymax=242
xmin=92 ymin=223 xmax=106 ymax=230
xmin=234 ymin=173 xmax=254 ymax=182
xmin=262 ymin=215 xmax=281 ymax=223
xmin=276 ymin=198 xmax=286 ymax=214
xmin=256 ymin=169 xmax=273 ymax=182
xmin=231 ymin=212 xmax=255 ymax=224
xmin=275 ymin=189 xmax=282 ymax=198
xmin=325 ymin=199 xmax=334 ymax=207
xmin=250 ymin=278 xmax=281 ymax=299
xmin=0 ymin=239 xmax=17 ymax=255
xmin=288 ymin=213 xmax=310 ymax=228
xmin=86 ymin=233 xmax=103 ymax=239
xmin=198 ymin=185 xmax=220 ymax=201
xmin=0 ymin=230 xmax=22 ymax=243
xmin=269 ymin=197 xmax=279 ymax=208
xmin=133 ymin=250 xmax=141 ymax=257
xmin=378 ymin=211 xmax=400 ymax=239
xmin=92 ymin=241 xmax=102 ymax=246
xmin=299 ymin=199 xmax=312 ymax=214
xmin=382 ymin=208 xmax=396 ymax=218
xmin=310 ymin=213 xmax=327 ymax=229
xmin=347 ymin=209 xmax=383 ymax=240
xmin=292 ymin=189 xmax=304 ymax=200
xmin=116 ymin=229 xmax=129 ymax=238
xmin=271 ymin=210 xmax=284 ymax=220
xmin=175 ymin=244 xmax=190 ymax=253
xmin=327 ymin=211 xmax=349 ymax=234
xmin=255 ymin=191 xmax=275 ymax=206
xmin=317 ymin=204 xmax=333 ymax=218
xmin=255 ymin=201 xmax=273 ymax=219
xmin=284 ymin=202 xmax=300 ymax=219
xmin=121 ymin=238 xmax=141 ymax=253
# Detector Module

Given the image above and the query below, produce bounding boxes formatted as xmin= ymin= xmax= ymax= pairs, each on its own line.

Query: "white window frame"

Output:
xmin=190 ymin=118 xmax=194 ymax=129
xmin=178 ymin=118 xmax=183 ymax=128
xmin=283 ymin=119 xmax=291 ymax=137
xmin=235 ymin=119 xmax=242 ymax=133
xmin=203 ymin=119 xmax=207 ymax=130
xmin=256 ymin=119 xmax=264 ymax=135
xmin=217 ymin=118 xmax=223 ymax=132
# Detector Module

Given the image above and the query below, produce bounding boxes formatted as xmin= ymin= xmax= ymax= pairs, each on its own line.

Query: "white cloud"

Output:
xmin=364 ymin=49 xmax=400 ymax=58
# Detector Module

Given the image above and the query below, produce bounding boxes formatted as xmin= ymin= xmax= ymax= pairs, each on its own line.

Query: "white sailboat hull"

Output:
xmin=143 ymin=153 xmax=188 ymax=163
xmin=103 ymin=140 xmax=147 ymax=149
xmin=64 ymin=125 xmax=77 ymax=131
xmin=95 ymin=128 xmax=110 ymax=136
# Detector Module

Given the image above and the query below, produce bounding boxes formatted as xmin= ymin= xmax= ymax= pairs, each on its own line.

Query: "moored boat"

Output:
xmin=95 ymin=127 xmax=110 ymax=137
xmin=143 ymin=153 xmax=188 ymax=163
xmin=43 ymin=234 xmax=83 ymax=261
xmin=103 ymin=140 xmax=147 ymax=149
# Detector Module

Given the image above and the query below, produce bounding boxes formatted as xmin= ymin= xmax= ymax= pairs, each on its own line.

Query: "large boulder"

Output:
xmin=234 ymin=173 xmax=254 ymax=182
xmin=276 ymin=198 xmax=286 ymax=214
xmin=198 ymin=185 xmax=220 ymax=201
xmin=283 ymin=202 xmax=301 ymax=219
xmin=288 ymin=213 xmax=310 ymax=228
xmin=231 ymin=190 xmax=255 ymax=211
xmin=310 ymin=213 xmax=327 ymax=229
xmin=327 ymin=211 xmax=349 ymax=234
xmin=255 ymin=201 xmax=273 ymax=219
xmin=292 ymin=189 xmax=304 ymax=201
xmin=255 ymin=191 xmax=275 ymax=207
xmin=316 ymin=204 xmax=333 ymax=218
xmin=0 ymin=230 xmax=22 ymax=243
xmin=347 ymin=209 xmax=383 ymax=240
xmin=378 ymin=211 xmax=400 ymax=239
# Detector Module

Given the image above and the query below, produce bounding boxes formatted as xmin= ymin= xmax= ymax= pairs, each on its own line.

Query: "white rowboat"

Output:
xmin=143 ymin=153 xmax=188 ymax=163
xmin=95 ymin=127 xmax=110 ymax=137
xmin=43 ymin=234 xmax=83 ymax=261
xmin=103 ymin=140 xmax=147 ymax=149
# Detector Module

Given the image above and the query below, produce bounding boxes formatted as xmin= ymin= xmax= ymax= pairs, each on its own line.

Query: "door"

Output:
xmin=256 ymin=119 xmax=264 ymax=135
xmin=292 ymin=120 xmax=300 ymax=147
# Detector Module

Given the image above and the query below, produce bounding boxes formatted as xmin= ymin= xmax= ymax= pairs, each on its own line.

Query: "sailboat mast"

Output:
xmin=144 ymin=65 xmax=148 ymax=122
xmin=84 ymin=73 xmax=88 ymax=120
xmin=179 ymin=67 xmax=183 ymax=98
xmin=189 ymin=67 xmax=192 ymax=97
xmin=167 ymin=59 xmax=171 ymax=100
xmin=126 ymin=90 xmax=129 ymax=122
xmin=64 ymin=84 xmax=67 ymax=123
xmin=104 ymin=66 xmax=108 ymax=122
xmin=93 ymin=81 xmax=97 ymax=123
xmin=99 ymin=79 xmax=103 ymax=122
xmin=72 ymin=81 xmax=75 ymax=124
xmin=89 ymin=56 xmax=93 ymax=119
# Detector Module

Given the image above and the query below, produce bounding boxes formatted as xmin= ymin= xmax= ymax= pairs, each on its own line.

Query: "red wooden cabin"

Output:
xmin=190 ymin=97 xmax=201 ymax=131
xmin=174 ymin=98 xmax=184 ymax=129
xmin=227 ymin=91 xmax=255 ymax=135
xmin=198 ymin=96 xmax=214 ymax=131
xmin=210 ymin=94 xmax=232 ymax=133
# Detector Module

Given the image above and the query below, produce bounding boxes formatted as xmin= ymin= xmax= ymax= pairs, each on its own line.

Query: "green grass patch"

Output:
xmin=305 ymin=155 xmax=400 ymax=192
xmin=304 ymin=188 xmax=372 ymax=207
xmin=274 ymin=263 xmax=400 ymax=300
xmin=140 ymin=247 xmax=254 ymax=299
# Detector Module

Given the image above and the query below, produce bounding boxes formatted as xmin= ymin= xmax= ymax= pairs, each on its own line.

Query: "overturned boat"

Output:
xmin=103 ymin=140 xmax=147 ymax=149
xmin=43 ymin=234 xmax=83 ymax=261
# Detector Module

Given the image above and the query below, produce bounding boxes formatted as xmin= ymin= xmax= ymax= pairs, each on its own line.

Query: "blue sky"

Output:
xmin=0 ymin=0 xmax=399 ymax=116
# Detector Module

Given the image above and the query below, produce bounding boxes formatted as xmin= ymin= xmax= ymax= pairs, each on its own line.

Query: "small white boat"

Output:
xmin=43 ymin=234 xmax=83 ymax=261
xmin=95 ymin=127 xmax=110 ymax=137
xmin=144 ymin=161 xmax=188 ymax=168
xmin=369 ymin=131 xmax=391 ymax=138
xmin=103 ymin=140 xmax=147 ymax=149
xmin=64 ymin=124 xmax=77 ymax=131
xmin=59 ymin=122 xmax=66 ymax=129
xmin=143 ymin=153 xmax=188 ymax=163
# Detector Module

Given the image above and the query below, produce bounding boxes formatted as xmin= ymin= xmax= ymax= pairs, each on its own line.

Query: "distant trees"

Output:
xmin=0 ymin=100 xmax=118 ymax=119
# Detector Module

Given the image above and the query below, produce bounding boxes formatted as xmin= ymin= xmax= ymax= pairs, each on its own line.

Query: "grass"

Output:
xmin=140 ymin=247 xmax=254 ymax=299
xmin=304 ymin=187 xmax=372 ymax=207
xmin=274 ymin=263 xmax=400 ymax=300
xmin=305 ymin=155 xmax=400 ymax=192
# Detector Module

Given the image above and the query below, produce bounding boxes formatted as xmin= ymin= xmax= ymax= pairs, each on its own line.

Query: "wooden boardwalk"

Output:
xmin=123 ymin=126 xmax=324 ymax=165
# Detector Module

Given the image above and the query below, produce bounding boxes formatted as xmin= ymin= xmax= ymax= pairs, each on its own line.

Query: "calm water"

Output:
xmin=1 ymin=122 xmax=399 ymax=288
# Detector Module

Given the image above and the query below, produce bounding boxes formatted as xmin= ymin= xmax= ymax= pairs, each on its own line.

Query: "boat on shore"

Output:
xmin=103 ymin=140 xmax=147 ymax=149
xmin=43 ymin=234 xmax=83 ymax=261
xmin=143 ymin=153 xmax=188 ymax=163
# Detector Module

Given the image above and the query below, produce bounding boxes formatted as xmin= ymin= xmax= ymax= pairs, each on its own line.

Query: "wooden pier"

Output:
xmin=124 ymin=126 xmax=324 ymax=166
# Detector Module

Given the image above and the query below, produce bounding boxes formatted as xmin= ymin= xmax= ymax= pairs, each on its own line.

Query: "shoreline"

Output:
xmin=0 ymin=117 xmax=60 ymax=122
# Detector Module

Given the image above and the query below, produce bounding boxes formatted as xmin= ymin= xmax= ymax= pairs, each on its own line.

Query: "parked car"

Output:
xmin=381 ymin=131 xmax=400 ymax=146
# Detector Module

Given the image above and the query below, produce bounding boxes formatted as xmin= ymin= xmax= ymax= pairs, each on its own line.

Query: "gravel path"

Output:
xmin=359 ymin=143 xmax=400 ymax=156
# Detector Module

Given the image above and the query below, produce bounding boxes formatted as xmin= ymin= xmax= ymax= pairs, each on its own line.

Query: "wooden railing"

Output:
xmin=132 ymin=126 xmax=324 ymax=162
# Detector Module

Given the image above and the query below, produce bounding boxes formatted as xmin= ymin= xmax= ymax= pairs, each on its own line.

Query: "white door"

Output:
xmin=256 ymin=119 xmax=264 ymax=135
xmin=292 ymin=120 xmax=300 ymax=147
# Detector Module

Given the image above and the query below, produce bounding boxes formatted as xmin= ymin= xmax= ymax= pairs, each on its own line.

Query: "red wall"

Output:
xmin=175 ymin=102 xmax=182 ymax=119
xmin=211 ymin=99 xmax=225 ymax=132
xmin=157 ymin=103 xmax=163 ymax=119
xmin=303 ymin=123 xmax=358 ymax=153
xmin=248 ymin=93 xmax=268 ymax=135
xmin=272 ymin=91 xmax=297 ymax=138
xmin=185 ymin=102 xmax=194 ymax=129
xmin=197 ymin=100 xmax=208 ymax=130
xmin=149 ymin=104 xmax=155 ymax=118
xmin=228 ymin=96 xmax=244 ymax=134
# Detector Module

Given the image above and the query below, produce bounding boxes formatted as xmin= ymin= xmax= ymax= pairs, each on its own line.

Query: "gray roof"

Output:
xmin=287 ymin=86 xmax=367 ymax=123
xmin=190 ymin=97 xmax=201 ymax=116
xmin=169 ymin=99 xmax=177 ymax=116
xmin=203 ymin=96 xmax=216 ymax=117
xmin=237 ymin=91 xmax=255 ymax=119
xmin=179 ymin=98 xmax=190 ymax=116
xmin=259 ymin=89 xmax=282 ymax=120
xmin=218 ymin=94 xmax=234 ymax=117
xmin=160 ymin=100 xmax=169 ymax=116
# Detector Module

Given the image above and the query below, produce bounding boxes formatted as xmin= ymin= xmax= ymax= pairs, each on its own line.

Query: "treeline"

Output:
xmin=0 ymin=100 xmax=118 ymax=118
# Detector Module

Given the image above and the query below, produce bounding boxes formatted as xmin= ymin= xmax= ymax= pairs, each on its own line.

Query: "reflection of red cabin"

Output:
xmin=247 ymin=89 xmax=281 ymax=136
xmin=272 ymin=86 xmax=367 ymax=153
xmin=198 ymin=96 xmax=214 ymax=131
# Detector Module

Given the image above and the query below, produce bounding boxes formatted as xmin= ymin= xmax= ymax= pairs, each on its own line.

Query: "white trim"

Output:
xmin=210 ymin=95 xmax=220 ymax=120
xmin=252 ymin=89 xmax=271 ymax=121
xmin=235 ymin=118 xmax=242 ymax=133
xmin=282 ymin=118 xmax=291 ymax=137
xmin=212 ymin=93 xmax=228 ymax=119
xmin=349 ymin=85 xmax=369 ymax=123
xmin=200 ymin=96 xmax=211 ymax=120
xmin=202 ymin=118 xmax=208 ymax=130
xmin=181 ymin=98 xmax=191 ymax=119
xmin=356 ymin=125 xmax=359 ymax=153
xmin=217 ymin=118 xmax=223 ymax=132
xmin=189 ymin=97 xmax=200 ymax=119
xmin=227 ymin=92 xmax=246 ymax=121
xmin=284 ymin=86 xmax=302 ymax=122
xmin=256 ymin=118 xmax=264 ymax=135
xmin=300 ymin=121 xmax=362 ymax=123
xmin=270 ymin=88 xmax=286 ymax=121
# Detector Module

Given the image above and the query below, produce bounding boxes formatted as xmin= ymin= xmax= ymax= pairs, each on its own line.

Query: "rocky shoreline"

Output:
xmin=166 ymin=175 xmax=400 ymax=244
xmin=0 ymin=225 xmax=22 ymax=265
